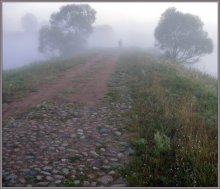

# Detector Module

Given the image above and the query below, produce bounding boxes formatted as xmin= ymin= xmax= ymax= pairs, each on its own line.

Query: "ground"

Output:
xmin=2 ymin=52 xmax=132 ymax=187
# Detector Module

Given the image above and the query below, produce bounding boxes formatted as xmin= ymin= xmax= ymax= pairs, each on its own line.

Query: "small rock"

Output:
xmin=41 ymin=171 xmax=51 ymax=176
xmin=117 ymin=153 xmax=123 ymax=158
xmin=99 ymin=128 xmax=109 ymax=133
xmin=55 ymin=180 xmax=61 ymax=184
xmin=71 ymin=175 xmax=76 ymax=179
xmin=90 ymin=150 xmax=99 ymax=157
xmin=37 ymin=182 xmax=49 ymax=186
xmin=74 ymin=180 xmax=80 ymax=185
xmin=91 ymin=182 xmax=97 ymax=187
xmin=80 ymin=136 xmax=85 ymax=139
xmin=111 ymin=184 xmax=127 ymax=187
xmin=97 ymin=175 xmax=113 ymax=185
xmin=62 ymin=168 xmax=69 ymax=175
xmin=83 ymin=181 xmax=90 ymax=187
xmin=19 ymin=178 xmax=26 ymax=184
xmin=104 ymin=159 xmax=109 ymax=164
xmin=82 ymin=152 xmax=88 ymax=157
xmin=34 ymin=168 xmax=41 ymax=172
xmin=102 ymin=165 xmax=111 ymax=170
xmin=25 ymin=155 xmax=35 ymax=159
xmin=61 ymin=159 xmax=68 ymax=162
xmin=110 ymin=158 xmax=118 ymax=162
xmin=54 ymin=175 xmax=64 ymax=180
xmin=92 ymin=167 xmax=99 ymax=170
xmin=70 ymin=134 xmax=76 ymax=138
xmin=36 ymin=175 xmax=43 ymax=180
xmin=43 ymin=166 xmax=52 ymax=170
xmin=46 ymin=176 xmax=54 ymax=181
xmin=88 ymin=174 xmax=95 ymax=179
xmin=77 ymin=129 xmax=84 ymax=133
xmin=115 ymin=131 xmax=122 ymax=136
xmin=100 ymin=148 xmax=106 ymax=152
xmin=109 ymin=170 xmax=116 ymax=175
xmin=6 ymin=174 xmax=17 ymax=180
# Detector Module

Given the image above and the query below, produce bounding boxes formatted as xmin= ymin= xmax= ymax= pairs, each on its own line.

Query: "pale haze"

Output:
xmin=3 ymin=2 xmax=218 ymax=77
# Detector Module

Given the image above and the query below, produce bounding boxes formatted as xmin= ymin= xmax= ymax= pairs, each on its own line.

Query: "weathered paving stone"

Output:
xmin=36 ymin=175 xmax=43 ymax=181
xmin=46 ymin=176 xmax=54 ymax=181
xmin=19 ymin=177 xmax=26 ymax=184
xmin=74 ymin=180 xmax=80 ymax=185
xmin=97 ymin=175 xmax=113 ymax=185
xmin=109 ymin=170 xmax=116 ymax=175
xmin=55 ymin=180 xmax=62 ymax=184
xmin=83 ymin=180 xmax=90 ymax=186
xmin=91 ymin=182 xmax=97 ymax=187
xmin=41 ymin=171 xmax=51 ymax=176
xmin=90 ymin=150 xmax=99 ymax=157
xmin=36 ymin=182 xmax=49 ymax=186
xmin=6 ymin=174 xmax=17 ymax=181
xmin=115 ymin=131 xmax=122 ymax=136
xmin=111 ymin=184 xmax=127 ymax=187
xmin=62 ymin=168 xmax=69 ymax=175
xmin=3 ymin=97 xmax=131 ymax=187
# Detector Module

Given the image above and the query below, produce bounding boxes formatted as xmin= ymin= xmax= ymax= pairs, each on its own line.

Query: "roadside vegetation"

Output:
xmin=2 ymin=51 xmax=98 ymax=103
xmin=108 ymin=50 xmax=217 ymax=187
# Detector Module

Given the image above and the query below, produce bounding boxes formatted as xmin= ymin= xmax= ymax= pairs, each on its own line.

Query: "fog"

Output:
xmin=3 ymin=2 xmax=218 ymax=77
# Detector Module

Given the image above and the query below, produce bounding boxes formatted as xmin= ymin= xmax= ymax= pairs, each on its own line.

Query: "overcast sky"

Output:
xmin=3 ymin=2 xmax=218 ymax=76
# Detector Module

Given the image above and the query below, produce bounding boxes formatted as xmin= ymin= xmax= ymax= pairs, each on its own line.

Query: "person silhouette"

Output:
xmin=118 ymin=40 xmax=122 ymax=48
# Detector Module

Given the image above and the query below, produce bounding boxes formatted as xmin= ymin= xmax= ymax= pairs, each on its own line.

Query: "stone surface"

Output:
xmin=2 ymin=93 xmax=132 ymax=187
xmin=97 ymin=175 xmax=113 ymax=185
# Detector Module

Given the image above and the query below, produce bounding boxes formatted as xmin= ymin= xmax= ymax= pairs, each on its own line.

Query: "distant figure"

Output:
xmin=118 ymin=40 xmax=122 ymax=48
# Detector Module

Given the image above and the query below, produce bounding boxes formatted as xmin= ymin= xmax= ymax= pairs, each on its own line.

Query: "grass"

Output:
xmin=2 ymin=51 xmax=96 ymax=103
xmin=108 ymin=50 xmax=217 ymax=187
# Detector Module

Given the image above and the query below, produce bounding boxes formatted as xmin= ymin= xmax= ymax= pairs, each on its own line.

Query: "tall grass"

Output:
xmin=2 ymin=52 xmax=96 ymax=103
xmin=113 ymin=51 xmax=217 ymax=186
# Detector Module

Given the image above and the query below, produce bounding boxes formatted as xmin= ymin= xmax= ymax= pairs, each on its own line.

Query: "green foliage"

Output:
xmin=63 ymin=179 xmax=77 ymax=187
xmin=38 ymin=4 xmax=96 ymax=57
xmin=2 ymin=53 xmax=92 ymax=103
xmin=68 ymin=156 xmax=81 ymax=162
xmin=154 ymin=131 xmax=170 ymax=155
xmin=154 ymin=7 xmax=213 ymax=63
xmin=112 ymin=51 xmax=217 ymax=186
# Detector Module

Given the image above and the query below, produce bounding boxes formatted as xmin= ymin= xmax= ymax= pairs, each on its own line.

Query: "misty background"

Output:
xmin=3 ymin=2 xmax=218 ymax=77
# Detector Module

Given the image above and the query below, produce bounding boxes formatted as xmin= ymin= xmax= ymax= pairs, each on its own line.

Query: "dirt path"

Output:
xmin=3 ymin=52 xmax=133 ymax=187
xmin=3 ymin=54 xmax=116 ymax=119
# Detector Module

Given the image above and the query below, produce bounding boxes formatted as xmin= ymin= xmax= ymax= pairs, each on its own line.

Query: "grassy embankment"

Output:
xmin=2 ymin=51 xmax=100 ymax=104
xmin=106 ymin=49 xmax=218 ymax=187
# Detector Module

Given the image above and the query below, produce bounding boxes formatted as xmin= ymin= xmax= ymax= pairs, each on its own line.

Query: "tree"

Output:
xmin=154 ymin=7 xmax=213 ymax=64
xmin=21 ymin=13 xmax=38 ymax=32
xmin=38 ymin=4 xmax=96 ymax=57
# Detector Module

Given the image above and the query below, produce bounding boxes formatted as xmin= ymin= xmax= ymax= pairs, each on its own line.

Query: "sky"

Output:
xmin=3 ymin=2 xmax=218 ymax=76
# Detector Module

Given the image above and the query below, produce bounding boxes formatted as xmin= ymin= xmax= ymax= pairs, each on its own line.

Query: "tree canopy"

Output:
xmin=38 ymin=4 xmax=96 ymax=57
xmin=21 ymin=13 xmax=39 ymax=32
xmin=154 ymin=7 xmax=213 ymax=64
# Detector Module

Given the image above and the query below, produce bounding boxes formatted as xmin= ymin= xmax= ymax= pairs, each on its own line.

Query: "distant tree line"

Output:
xmin=38 ymin=5 xmax=213 ymax=63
